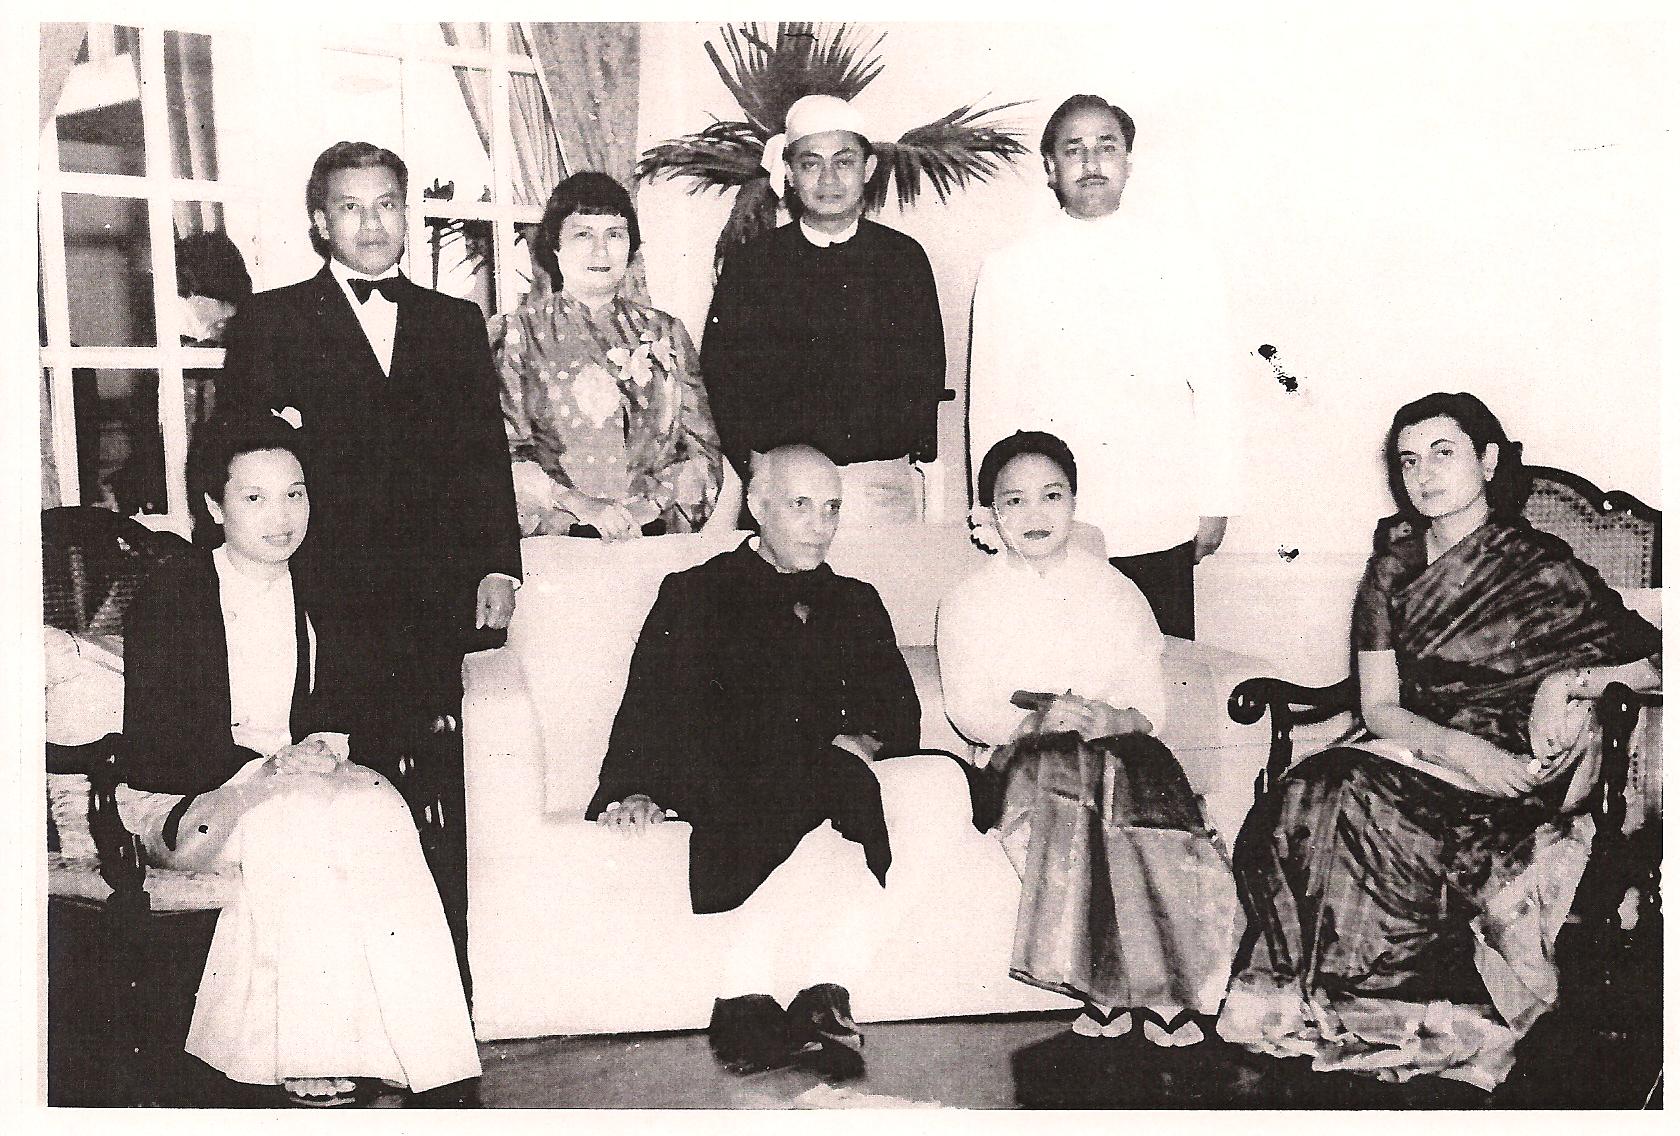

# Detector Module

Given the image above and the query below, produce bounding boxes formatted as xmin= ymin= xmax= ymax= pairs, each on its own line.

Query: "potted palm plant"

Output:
xmin=637 ymin=22 xmax=1030 ymax=273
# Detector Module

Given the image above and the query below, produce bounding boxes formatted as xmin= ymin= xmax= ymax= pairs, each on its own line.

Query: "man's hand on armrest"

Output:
xmin=597 ymin=793 xmax=673 ymax=832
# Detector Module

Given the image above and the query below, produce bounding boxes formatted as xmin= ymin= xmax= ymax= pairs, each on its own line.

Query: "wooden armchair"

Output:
xmin=1226 ymin=466 xmax=1661 ymax=1003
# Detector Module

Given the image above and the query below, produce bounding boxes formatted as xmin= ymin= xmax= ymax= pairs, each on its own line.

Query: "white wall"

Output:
xmin=635 ymin=17 xmax=1665 ymax=675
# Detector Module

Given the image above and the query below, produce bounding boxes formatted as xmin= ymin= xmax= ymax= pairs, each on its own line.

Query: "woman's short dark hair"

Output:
xmin=304 ymin=141 xmax=408 ymax=259
xmin=175 ymin=231 xmax=252 ymax=304
xmin=533 ymin=172 xmax=642 ymax=292
xmin=977 ymin=430 xmax=1078 ymax=508
xmin=1039 ymin=94 xmax=1136 ymax=157
xmin=187 ymin=411 xmax=310 ymax=546
xmin=1384 ymin=391 xmax=1530 ymax=521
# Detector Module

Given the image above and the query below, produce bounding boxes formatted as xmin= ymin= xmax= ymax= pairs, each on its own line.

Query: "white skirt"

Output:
xmin=117 ymin=760 xmax=481 ymax=1092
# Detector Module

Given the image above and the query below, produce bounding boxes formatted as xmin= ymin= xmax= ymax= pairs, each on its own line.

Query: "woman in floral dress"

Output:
xmin=492 ymin=173 xmax=736 ymax=539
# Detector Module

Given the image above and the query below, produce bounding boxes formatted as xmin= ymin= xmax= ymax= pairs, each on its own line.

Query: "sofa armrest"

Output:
xmin=1160 ymin=639 xmax=1305 ymax=753
xmin=463 ymin=647 xmax=552 ymax=856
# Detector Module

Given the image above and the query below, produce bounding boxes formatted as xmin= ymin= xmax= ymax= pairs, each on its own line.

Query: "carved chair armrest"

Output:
xmin=1595 ymin=683 xmax=1660 ymax=832
xmin=1229 ymin=676 xmax=1359 ymax=799
xmin=47 ymin=735 xmax=148 ymax=910
xmin=1575 ymin=683 xmax=1663 ymax=938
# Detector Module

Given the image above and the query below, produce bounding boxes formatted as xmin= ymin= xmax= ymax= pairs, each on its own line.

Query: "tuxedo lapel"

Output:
xmin=389 ymin=284 xmax=423 ymax=390
xmin=309 ymin=266 xmax=385 ymax=382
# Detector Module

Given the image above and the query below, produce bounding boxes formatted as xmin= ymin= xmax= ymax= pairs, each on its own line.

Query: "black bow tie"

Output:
xmin=347 ymin=275 xmax=404 ymax=304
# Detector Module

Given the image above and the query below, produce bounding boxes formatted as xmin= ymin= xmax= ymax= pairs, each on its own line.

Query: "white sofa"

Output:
xmin=461 ymin=524 xmax=1286 ymax=1041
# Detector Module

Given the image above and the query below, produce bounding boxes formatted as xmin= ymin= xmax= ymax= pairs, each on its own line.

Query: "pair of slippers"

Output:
xmin=709 ymin=984 xmax=866 ymax=1081
xmin=1072 ymin=1006 xmax=1205 ymax=1047
xmin=282 ymin=1078 xmax=385 ymax=1107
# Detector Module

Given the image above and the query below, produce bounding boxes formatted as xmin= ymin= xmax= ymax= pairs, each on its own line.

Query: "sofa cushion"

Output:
xmin=902 ymin=645 xmax=967 ymax=758
xmin=48 ymin=851 xmax=238 ymax=912
xmin=826 ymin=523 xmax=986 ymax=647
xmin=509 ymin=533 xmax=739 ymax=813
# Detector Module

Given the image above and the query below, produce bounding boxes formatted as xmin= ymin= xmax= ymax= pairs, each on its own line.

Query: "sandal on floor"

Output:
xmin=1135 ymin=1008 xmax=1205 ymax=1048
xmin=283 ymin=1078 xmax=366 ymax=1107
xmin=1071 ymin=1005 xmax=1133 ymax=1038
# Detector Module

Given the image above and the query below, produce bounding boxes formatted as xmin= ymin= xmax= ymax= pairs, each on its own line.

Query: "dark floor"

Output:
xmin=470 ymin=999 xmax=1662 ymax=1110
xmin=50 ymin=912 xmax=1662 ymax=1109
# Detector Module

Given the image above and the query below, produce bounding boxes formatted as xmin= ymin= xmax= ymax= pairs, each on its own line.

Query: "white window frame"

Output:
xmin=39 ymin=22 xmax=558 ymax=534
xmin=325 ymin=22 xmax=555 ymax=317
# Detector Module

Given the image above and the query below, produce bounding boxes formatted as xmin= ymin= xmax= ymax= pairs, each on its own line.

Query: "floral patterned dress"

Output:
xmin=492 ymin=292 xmax=726 ymax=535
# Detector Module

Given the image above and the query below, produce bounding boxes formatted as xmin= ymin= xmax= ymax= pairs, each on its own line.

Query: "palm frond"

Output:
xmin=866 ymin=101 xmax=1033 ymax=212
xmin=636 ymin=121 xmax=767 ymax=193
xmin=704 ymin=22 xmax=886 ymax=138
xmin=713 ymin=179 xmax=782 ymax=277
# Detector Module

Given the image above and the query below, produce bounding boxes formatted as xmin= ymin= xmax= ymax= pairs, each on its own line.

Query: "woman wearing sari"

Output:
xmin=492 ymin=172 xmax=739 ymax=539
xmin=938 ymin=432 xmax=1240 ymax=1046
xmin=118 ymin=412 xmax=479 ymax=1105
xmin=1219 ymin=392 xmax=1661 ymax=1090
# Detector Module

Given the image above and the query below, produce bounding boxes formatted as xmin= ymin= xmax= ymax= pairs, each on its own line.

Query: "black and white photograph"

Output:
xmin=18 ymin=1 xmax=1667 ymax=1115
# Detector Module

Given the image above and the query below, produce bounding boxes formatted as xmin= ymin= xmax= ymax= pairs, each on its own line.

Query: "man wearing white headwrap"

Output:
xmin=702 ymin=95 xmax=946 ymax=526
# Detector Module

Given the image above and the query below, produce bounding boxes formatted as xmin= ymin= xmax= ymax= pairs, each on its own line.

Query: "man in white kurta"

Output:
xmin=968 ymin=94 xmax=1241 ymax=638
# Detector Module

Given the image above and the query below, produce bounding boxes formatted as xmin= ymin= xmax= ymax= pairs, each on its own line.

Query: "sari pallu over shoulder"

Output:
xmin=1362 ymin=519 xmax=1659 ymax=755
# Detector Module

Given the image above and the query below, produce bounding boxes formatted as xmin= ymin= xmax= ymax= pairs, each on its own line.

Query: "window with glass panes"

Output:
xmin=39 ymin=22 xmax=562 ymax=532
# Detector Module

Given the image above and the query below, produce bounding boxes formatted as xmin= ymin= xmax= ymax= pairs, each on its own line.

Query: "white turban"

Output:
xmin=761 ymin=94 xmax=871 ymax=198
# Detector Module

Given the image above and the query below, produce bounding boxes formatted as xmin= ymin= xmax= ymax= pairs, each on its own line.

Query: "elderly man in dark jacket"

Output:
xmin=588 ymin=444 xmax=920 ymax=1079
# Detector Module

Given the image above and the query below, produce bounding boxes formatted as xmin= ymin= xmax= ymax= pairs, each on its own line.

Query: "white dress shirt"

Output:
xmin=214 ymin=545 xmax=347 ymax=760
xmin=968 ymin=207 xmax=1243 ymax=558
xmin=936 ymin=547 xmax=1167 ymax=752
xmin=327 ymin=256 xmax=399 ymax=376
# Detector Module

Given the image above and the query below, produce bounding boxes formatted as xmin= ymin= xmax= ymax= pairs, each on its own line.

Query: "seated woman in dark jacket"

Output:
xmin=1219 ymin=392 xmax=1661 ymax=1090
xmin=117 ymin=411 xmax=479 ymax=1105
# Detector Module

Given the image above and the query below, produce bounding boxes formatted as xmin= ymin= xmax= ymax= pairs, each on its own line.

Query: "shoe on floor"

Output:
xmin=282 ymin=1077 xmax=362 ymax=1107
xmin=787 ymin=983 xmax=866 ymax=1081
xmin=708 ymin=994 xmax=805 ymax=1074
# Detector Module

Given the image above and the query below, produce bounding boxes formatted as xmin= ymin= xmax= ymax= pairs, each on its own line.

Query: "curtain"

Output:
xmin=440 ymin=22 xmax=567 ymax=300
xmin=39 ymin=23 xmax=87 ymax=130
xmin=521 ymin=23 xmax=640 ymax=187
xmin=164 ymin=32 xmax=218 ymax=231
xmin=522 ymin=22 xmax=647 ymax=304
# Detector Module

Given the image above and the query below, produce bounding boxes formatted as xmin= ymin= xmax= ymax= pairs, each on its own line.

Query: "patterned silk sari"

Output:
xmin=1219 ymin=520 xmax=1659 ymax=1090
xmin=997 ymin=727 xmax=1239 ymax=1017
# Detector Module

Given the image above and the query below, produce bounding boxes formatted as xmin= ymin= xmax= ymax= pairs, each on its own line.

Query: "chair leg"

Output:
xmin=432 ymin=746 xmax=472 ymax=1006
xmin=400 ymin=716 xmax=473 ymax=1006
xmin=98 ymin=893 xmax=151 ymax=1106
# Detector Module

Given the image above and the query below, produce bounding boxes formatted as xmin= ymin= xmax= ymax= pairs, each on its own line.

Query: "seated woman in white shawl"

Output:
xmin=116 ymin=411 xmax=479 ymax=1105
xmin=937 ymin=430 xmax=1239 ymax=1046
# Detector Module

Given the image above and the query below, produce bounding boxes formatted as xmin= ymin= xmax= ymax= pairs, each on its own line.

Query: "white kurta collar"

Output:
xmin=799 ymin=217 xmax=861 ymax=247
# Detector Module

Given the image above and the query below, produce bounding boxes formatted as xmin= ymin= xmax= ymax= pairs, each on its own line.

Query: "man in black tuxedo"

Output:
xmin=219 ymin=141 xmax=520 ymax=992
